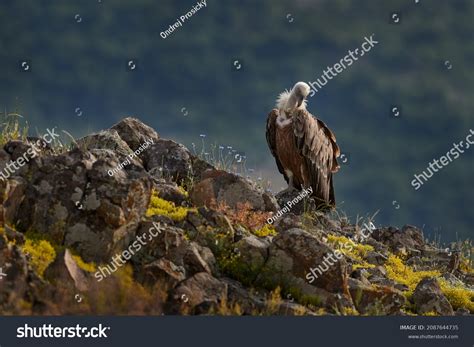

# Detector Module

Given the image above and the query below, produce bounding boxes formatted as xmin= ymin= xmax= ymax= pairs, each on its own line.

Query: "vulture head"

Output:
xmin=276 ymin=81 xmax=311 ymax=116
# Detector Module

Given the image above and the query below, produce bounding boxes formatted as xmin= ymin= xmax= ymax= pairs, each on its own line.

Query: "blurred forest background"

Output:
xmin=0 ymin=0 xmax=472 ymax=242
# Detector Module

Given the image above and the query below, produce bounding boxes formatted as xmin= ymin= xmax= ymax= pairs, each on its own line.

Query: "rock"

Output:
xmin=412 ymin=277 xmax=454 ymax=315
xmin=2 ymin=177 xmax=28 ymax=225
xmin=110 ymin=117 xmax=160 ymax=152
xmin=183 ymin=242 xmax=217 ymax=275
xmin=76 ymin=129 xmax=141 ymax=166
xmin=0 ymin=233 xmax=52 ymax=314
xmin=368 ymin=276 xmax=409 ymax=292
xmin=131 ymin=220 xmax=216 ymax=277
xmin=167 ymin=272 xmax=227 ymax=314
xmin=350 ymin=268 xmax=372 ymax=286
xmin=371 ymin=225 xmax=425 ymax=257
xmin=275 ymin=189 xmax=316 ymax=215
xmin=222 ymin=277 xmax=266 ymax=313
xmin=447 ymin=251 xmax=461 ymax=273
xmin=4 ymin=140 xmax=39 ymax=161
xmin=10 ymin=148 xmax=152 ymax=262
xmin=272 ymin=213 xmax=304 ymax=232
xmin=289 ymin=277 xmax=354 ymax=313
xmin=235 ymin=235 xmax=270 ymax=270
xmin=348 ymin=278 xmax=406 ymax=315
xmin=455 ymin=307 xmax=470 ymax=316
xmin=136 ymin=258 xmax=186 ymax=288
xmin=190 ymin=170 xmax=278 ymax=212
xmin=441 ymin=272 xmax=464 ymax=287
xmin=266 ymin=228 xmax=349 ymax=295
xmin=44 ymin=249 xmax=89 ymax=291
xmin=365 ymin=251 xmax=388 ymax=266
xmin=154 ymin=181 xmax=188 ymax=206
xmin=143 ymin=139 xmax=193 ymax=183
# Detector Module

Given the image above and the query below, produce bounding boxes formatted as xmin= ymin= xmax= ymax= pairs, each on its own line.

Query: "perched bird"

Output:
xmin=266 ymin=82 xmax=340 ymax=209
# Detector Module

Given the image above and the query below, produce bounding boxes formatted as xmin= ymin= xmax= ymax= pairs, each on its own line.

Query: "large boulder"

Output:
xmin=110 ymin=116 xmax=160 ymax=152
xmin=143 ymin=138 xmax=213 ymax=184
xmin=7 ymin=147 xmax=152 ymax=262
xmin=264 ymin=228 xmax=350 ymax=297
xmin=76 ymin=129 xmax=142 ymax=167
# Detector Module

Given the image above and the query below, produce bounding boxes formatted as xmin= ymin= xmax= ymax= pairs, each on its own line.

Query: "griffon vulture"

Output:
xmin=266 ymin=82 xmax=340 ymax=209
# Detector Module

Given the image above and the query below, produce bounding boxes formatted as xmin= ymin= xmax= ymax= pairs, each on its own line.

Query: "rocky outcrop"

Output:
xmin=0 ymin=117 xmax=472 ymax=316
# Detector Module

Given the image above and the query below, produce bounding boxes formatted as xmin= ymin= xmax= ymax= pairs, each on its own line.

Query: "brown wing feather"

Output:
xmin=292 ymin=109 xmax=340 ymax=206
xmin=266 ymin=109 xmax=288 ymax=183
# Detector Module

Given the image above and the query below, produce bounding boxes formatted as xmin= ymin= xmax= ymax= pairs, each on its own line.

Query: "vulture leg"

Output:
xmin=280 ymin=169 xmax=298 ymax=193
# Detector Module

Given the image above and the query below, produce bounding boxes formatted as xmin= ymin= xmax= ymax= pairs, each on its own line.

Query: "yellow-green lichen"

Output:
xmin=438 ymin=279 xmax=474 ymax=312
xmin=253 ymin=224 xmax=277 ymax=237
xmin=385 ymin=254 xmax=474 ymax=313
xmin=71 ymin=254 xmax=97 ymax=273
xmin=21 ymin=236 xmax=56 ymax=277
xmin=385 ymin=254 xmax=441 ymax=294
xmin=146 ymin=190 xmax=192 ymax=221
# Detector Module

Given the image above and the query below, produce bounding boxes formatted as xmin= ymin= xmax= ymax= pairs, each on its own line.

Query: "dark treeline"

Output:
xmin=0 ymin=0 xmax=472 ymax=241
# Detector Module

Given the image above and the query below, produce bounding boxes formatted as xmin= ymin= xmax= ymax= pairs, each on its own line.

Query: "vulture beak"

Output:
xmin=297 ymin=97 xmax=304 ymax=107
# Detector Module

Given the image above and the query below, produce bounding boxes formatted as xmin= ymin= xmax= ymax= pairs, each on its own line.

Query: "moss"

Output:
xmin=285 ymin=286 xmax=322 ymax=308
xmin=21 ymin=236 xmax=56 ymax=277
xmin=146 ymin=190 xmax=193 ymax=221
xmin=252 ymin=224 xmax=277 ymax=237
xmin=385 ymin=254 xmax=441 ymax=294
xmin=459 ymin=259 xmax=474 ymax=274
xmin=177 ymin=185 xmax=189 ymax=197
xmin=384 ymin=254 xmax=474 ymax=313
xmin=438 ymin=279 xmax=474 ymax=313
xmin=217 ymin=252 xmax=263 ymax=287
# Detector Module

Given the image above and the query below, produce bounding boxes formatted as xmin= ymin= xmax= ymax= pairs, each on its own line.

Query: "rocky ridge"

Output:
xmin=0 ymin=117 xmax=472 ymax=316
